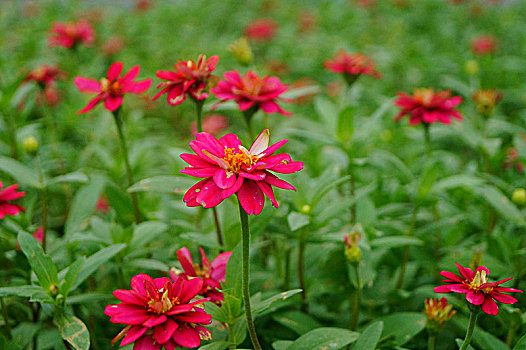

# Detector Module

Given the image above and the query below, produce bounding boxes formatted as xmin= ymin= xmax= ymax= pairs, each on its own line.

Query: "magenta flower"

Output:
xmin=171 ymin=247 xmax=231 ymax=305
xmin=48 ymin=19 xmax=94 ymax=49
xmin=74 ymin=61 xmax=152 ymax=114
xmin=0 ymin=182 xmax=26 ymax=219
xmin=105 ymin=273 xmax=212 ymax=349
xmin=153 ymin=55 xmax=219 ymax=106
xmin=394 ymin=88 xmax=463 ymax=125
xmin=324 ymin=51 xmax=382 ymax=82
xmin=181 ymin=129 xmax=303 ymax=215
xmin=211 ymin=70 xmax=291 ymax=116
xmin=434 ymin=262 xmax=523 ymax=315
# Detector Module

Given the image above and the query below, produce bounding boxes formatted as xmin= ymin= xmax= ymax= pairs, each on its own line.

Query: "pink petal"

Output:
xmin=74 ymin=77 xmax=101 ymax=93
xmin=211 ymin=252 xmax=231 ymax=282
xmin=219 ymin=133 xmax=242 ymax=149
xmin=221 ymin=175 xmax=244 ymax=199
xmin=121 ymin=65 xmax=140 ymax=83
xmin=269 ymin=161 xmax=303 ymax=174
xmin=120 ymin=326 xmax=148 ymax=347
xmin=481 ymin=296 xmax=499 ymax=315
xmin=124 ymin=79 xmax=152 ymax=94
xmin=176 ymin=248 xmax=197 ymax=276
xmin=264 ymin=173 xmax=296 ymax=190
xmin=172 ymin=326 xmax=201 ymax=348
xmin=195 ymin=178 xmax=224 ymax=208
xmin=490 ymin=292 xmax=518 ymax=304
xmin=133 ymin=335 xmax=162 ymax=350
xmin=173 ymin=311 xmax=212 ymax=323
xmin=181 ymin=167 xmax=218 ymax=178
xmin=113 ymin=289 xmax=147 ymax=305
xmin=237 ymin=180 xmax=265 ymax=215
xmin=249 ymin=129 xmax=270 ymax=155
xmin=257 ymin=180 xmax=278 ymax=208
xmin=180 ymin=153 xmax=214 ymax=168
xmin=447 ymin=284 xmax=470 ymax=293
xmin=104 ymin=95 xmax=124 ymax=112
xmin=107 ymin=61 xmax=123 ymax=81
xmin=153 ymin=318 xmax=178 ymax=344
xmin=434 ymin=285 xmax=453 ymax=293
xmin=182 ymin=178 xmax=208 ymax=207
xmin=239 ymin=171 xmax=266 ymax=181
xmin=179 ymin=278 xmax=204 ymax=304
xmin=213 ymin=169 xmax=236 ymax=189
xmin=142 ymin=314 xmax=167 ymax=328
xmin=77 ymin=95 xmax=103 ymax=114
xmin=466 ymin=290 xmax=484 ymax=305
xmin=131 ymin=274 xmax=155 ymax=296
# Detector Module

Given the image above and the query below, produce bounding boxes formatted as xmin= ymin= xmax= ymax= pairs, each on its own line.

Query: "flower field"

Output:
xmin=1 ymin=0 xmax=526 ymax=349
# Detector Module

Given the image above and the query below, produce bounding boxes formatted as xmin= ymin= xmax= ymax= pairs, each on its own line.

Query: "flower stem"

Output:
xmin=427 ymin=332 xmax=436 ymax=350
xmin=459 ymin=310 xmax=479 ymax=350
xmin=37 ymin=154 xmax=48 ymax=253
xmin=228 ymin=322 xmax=236 ymax=350
xmin=395 ymin=204 xmax=418 ymax=290
xmin=194 ymin=101 xmax=223 ymax=247
xmin=298 ymin=239 xmax=308 ymax=313
xmin=238 ymin=200 xmax=262 ymax=350
xmin=349 ymin=263 xmax=361 ymax=330
xmin=0 ymin=297 xmax=12 ymax=339
xmin=349 ymin=163 xmax=356 ymax=225
xmin=423 ymin=123 xmax=432 ymax=157
xmin=242 ymin=109 xmax=257 ymax=141
xmin=112 ymin=109 xmax=142 ymax=223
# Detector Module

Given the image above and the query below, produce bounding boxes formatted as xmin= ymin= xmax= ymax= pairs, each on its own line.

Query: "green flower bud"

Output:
xmin=22 ymin=136 xmax=38 ymax=154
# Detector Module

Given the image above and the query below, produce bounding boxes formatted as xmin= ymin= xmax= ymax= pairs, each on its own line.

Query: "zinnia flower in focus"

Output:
xmin=470 ymin=35 xmax=497 ymax=56
xmin=325 ymin=50 xmax=381 ymax=86
xmin=434 ymin=262 xmax=523 ymax=315
xmin=244 ymin=18 xmax=278 ymax=41
xmin=211 ymin=70 xmax=291 ymax=116
xmin=394 ymin=88 xmax=463 ymax=125
xmin=472 ymin=89 xmax=502 ymax=117
xmin=48 ymin=19 xmax=94 ymax=49
xmin=181 ymin=129 xmax=303 ymax=215
xmin=74 ymin=61 xmax=152 ymax=114
xmin=105 ymin=273 xmax=212 ymax=349
xmin=153 ymin=55 xmax=219 ymax=107
xmin=191 ymin=114 xmax=229 ymax=136
xmin=171 ymin=247 xmax=232 ymax=305
xmin=0 ymin=182 xmax=25 ymax=219
xmin=423 ymin=297 xmax=455 ymax=332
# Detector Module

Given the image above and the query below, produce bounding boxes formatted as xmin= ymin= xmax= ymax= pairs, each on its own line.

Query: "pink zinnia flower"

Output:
xmin=171 ymin=247 xmax=231 ymax=305
xmin=211 ymin=70 xmax=291 ymax=117
xmin=394 ymin=88 xmax=463 ymax=125
xmin=191 ymin=114 xmax=229 ymax=136
xmin=471 ymin=35 xmax=497 ymax=56
xmin=25 ymin=64 xmax=66 ymax=88
xmin=48 ymin=19 xmax=94 ymax=49
xmin=423 ymin=297 xmax=455 ymax=331
xmin=181 ymin=129 xmax=303 ymax=215
xmin=74 ymin=61 xmax=152 ymax=114
xmin=325 ymin=51 xmax=382 ymax=85
xmin=153 ymin=55 xmax=219 ymax=107
xmin=105 ymin=273 xmax=212 ymax=349
xmin=244 ymin=18 xmax=278 ymax=41
xmin=0 ymin=182 xmax=26 ymax=219
xmin=434 ymin=262 xmax=523 ymax=315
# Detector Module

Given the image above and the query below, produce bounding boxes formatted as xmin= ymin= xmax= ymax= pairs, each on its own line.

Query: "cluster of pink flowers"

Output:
xmin=24 ymin=64 xmax=66 ymax=106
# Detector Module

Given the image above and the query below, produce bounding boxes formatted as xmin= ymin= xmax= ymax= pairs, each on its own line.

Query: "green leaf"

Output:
xmin=371 ymin=236 xmax=424 ymax=249
xmin=273 ymin=340 xmax=294 ymax=350
xmin=475 ymin=185 xmax=523 ymax=224
xmin=0 ymin=156 xmax=40 ymax=188
xmin=231 ymin=318 xmax=247 ymax=345
xmin=455 ymin=339 xmax=476 ymax=350
xmin=18 ymin=231 xmax=59 ymax=294
xmin=310 ymin=175 xmax=351 ymax=210
xmin=59 ymin=257 xmax=85 ymax=298
xmin=127 ymin=258 xmax=169 ymax=271
xmin=10 ymin=322 xmax=41 ymax=349
xmin=287 ymin=212 xmax=310 ymax=232
xmin=199 ymin=341 xmax=230 ymax=350
xmin=287 ymin=327 xmax=359 ymax=350
xmin=130 ymin=221 xmax=167 ymax=249
xmin=380 ymin=312 xmax=426 ymax=346
xmin=513 ymin=333 xmax=526 ymax=350
xmin=337 ymin=105 xmax=354 ymax=143
xmin=417 ymin=164 xmax=438 ymax=199
xmin=70 ymin=244 xmax=126 ymax=292
xmin=128 ymin=175 xmax=195 ymax=194
xmin=65 ymin=176 xmax=105 ymax=236
xmin=105 ymin=181 xmax=135 ymax=223
xmin=54 ymin=313 xmax=90 ymax=350
xmin=251 ymin=289 xmax=303 ymax=315
xmin=353 ymin=321 xmax=383 ymax=350
xmin=46 ymin=172 xmax=89 ymax=186
xmin=205 ymin=302 xmax=228 ymax=323
xmin=273 ymin=311 xmax=322 ymax=335
xmin=224 ymin=243 xmax=242 ymax=299
xmin=432 ymin=174 xmax=483 ymax=192
xmin=314 ymin=96 xmax=338 ymax=133
xmin=0 ymin=285 xmax=46 ymax=298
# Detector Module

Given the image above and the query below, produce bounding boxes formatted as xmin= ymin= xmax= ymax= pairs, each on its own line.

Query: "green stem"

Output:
xmin=227 ymin=322 xmax=236 ymax=350
xmin=37 ymin=155 xmax=48 ymax=253
xmin=349 ymin=163 xmax=356 ymax=225
xmin=427 ymin=332 xmax=436 ymax=350
xmin=459 ymin=310 xmax=479 ymax=350
xmin=112 ymin=109 xmax=142 ymax=223
xmin=238 ymin=200 xmax=262 ymax=350
xmin=0 ymin=297 xmax=12 ymax=339
xmin=242 ymin=109 xmax=257 ymax=141
xmin=284 ymin=245 xmax=291 ymax=290
xmin=395 ymin=205 xmax=418 ymax=289
xmin=424 ymin=123 xmax=432 ymax=157
xmin=298 ymin=239 xmax=308 ymax=313
xmin=349 ymin=263 xmax=361 ymax=330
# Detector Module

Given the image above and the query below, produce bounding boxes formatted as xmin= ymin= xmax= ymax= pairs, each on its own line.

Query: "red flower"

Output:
xmin=25 ymin=64 xmax=66 ymax=88
xmin=171 ymin=247 xmax=232 ymax=305
xmin=325 ymin=51 xmax=382 ymax=84
xmin=244 ymin=18 xmax=278 ymax=41
xmin=48 ymin=19 xmax=94 ymax=49
xmin=394 ymin=88 xmax=463 ymax=125
xmin=181 ymin=129 xmax=303 ymax=215
xmin=153 ymin=55 xmax=219 ymax=107
xmin=0 ymin=182 xmax=25 ymax=219
xmin=471 ymin=35 xmax=497 ymax=56
xmin=105 ymin=273 xmax=212 ymax=349
xmin=434 ymin=262 xmax=523 ymax=315
xmin=423 ymin=298 xmax=455 ymax=331
xmin=211 ymin=70 xmax=291 ymax=116
xmin=191 ymin=114 xmax=229 ymax=136
xmin=95 ymin=194 xmax=110 ymax=214
xmin=74 ymin=61 xmax=152 ymax=114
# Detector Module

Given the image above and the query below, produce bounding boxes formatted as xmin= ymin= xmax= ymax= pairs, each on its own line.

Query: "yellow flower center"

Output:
xmin=148 ymin=289 xmax=179 ymax=314
xmin=223 ymin=147 xmax=258 ymax=174
xmin=100 ymin=77 xmax=121 ymax=94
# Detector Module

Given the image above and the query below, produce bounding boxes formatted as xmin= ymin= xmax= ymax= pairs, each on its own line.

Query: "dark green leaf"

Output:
xmin=287 ymin=212 xmax=310 ymax=232
xmin=287 ymin=327 xmax=359 ymax=350
xmin=251 ymin=289 xmax=303 ymax=315
xmin=380 ymin=312 xmax=425 ymax=346
xmin=0 ymin=156 xmax=40 ymax=188
xmin=65 ymin=176 xmax=105 ymax=236
xmin=60 ymin=257 xmax=86 ymax=298
xmin=273 ymin=311 xmax=322 ymax=335
xmin=54 ymin=313 xmax=90 ymax=350
xmin=128 ymin=175 xmax=195 ymax=194
xmin=353 ymin=321 xmax=383 ymax=350
xmin=371 ymin=237 xmax=423 ymax=249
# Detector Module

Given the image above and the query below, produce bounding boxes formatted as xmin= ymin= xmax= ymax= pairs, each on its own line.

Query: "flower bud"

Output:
xmin=49 ymin=284 xmax=59 ymax=296
xmin=512 ymin=188 xmax=526 ymax=206
xmin=424 ymin=298 xmax=455 ymax=332
xmin=344 ymin=231 xmax=362 ymax=264
xmin=464 ymin=60 xmax=479 ymax=75
xmin=472 ymin=89 xmax=502 ymax=118
xmin=228 ymin=37 xmax=254 ymax=66
xmin=22 ymin=136 xmax=38 ymax=154
xmin=300 ymin=204 xmax=311 ymax=214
